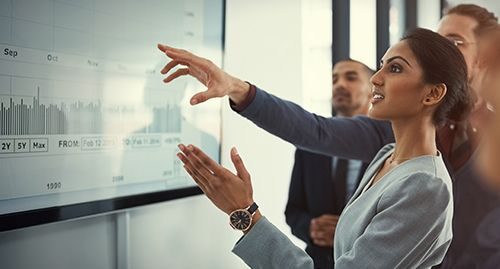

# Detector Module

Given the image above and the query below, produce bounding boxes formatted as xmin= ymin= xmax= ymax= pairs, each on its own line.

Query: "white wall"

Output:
xmin=301 ymin=0 xmax=333 ymax=116
xmin=350 ymin=0 xmax=377 ymax=70
xmin=128 ymin=197 xmax=245 ymax=268
xmin=0 ymin=0 xmax=332 ymax=268
xmin=0 ymin=214 xmax=117 ymax=269
xmin=417 ymin=0 xmax=441 ymax=31
xmin=222 ymin=0 xmax=303 ymax=249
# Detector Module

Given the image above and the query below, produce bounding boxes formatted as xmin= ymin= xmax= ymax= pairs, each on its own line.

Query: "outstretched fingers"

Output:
xmin=177 ymin=151 xmax=210 ymax=192
xmin=163 ymin=68 xmax=190 ymax=83
xmin=157 ymin=43 xmax=171 ymax=52
xmin=189 ymin=90 xmax=215 ymax=105
xmin=160 ymin=60 xmax=184 ymax=75
xmin=177 ymin=144 xmax=224 ymax=187
xmin=187 ymin=145 xmax=225 ymax=176
xmin=183 ymin=162 xmax=208 ymax=193
xmin=158 ymin=44 xmax=201 ymax=66
xmin=158 ymin=44 xmax=225 ymax=105
xmin=157 ymin=43 xmax=189 ymax=57
xmin=158 ymin=44 xmax=196 ymax=73
xmin=178 ymin=145 xmax=207 ymax=172
xmin=230 ymin=147 xmax=250 ymax=181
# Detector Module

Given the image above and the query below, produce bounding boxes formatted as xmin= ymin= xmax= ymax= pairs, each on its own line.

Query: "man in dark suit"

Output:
xmin=285 ymin=59 xmax=373 ymax=269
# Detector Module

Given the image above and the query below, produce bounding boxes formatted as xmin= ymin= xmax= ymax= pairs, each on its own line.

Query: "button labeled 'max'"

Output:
xmin=31 ymin=138 xmax=48 ymax=152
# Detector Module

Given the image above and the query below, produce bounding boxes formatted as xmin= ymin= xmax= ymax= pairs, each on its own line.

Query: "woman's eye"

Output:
xmin=390 ymin=64 xmax=402 ymax=73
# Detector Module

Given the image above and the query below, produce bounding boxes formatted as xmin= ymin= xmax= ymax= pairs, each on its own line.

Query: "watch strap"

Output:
xmin=247 ymin=202 xmax=258 ymax=214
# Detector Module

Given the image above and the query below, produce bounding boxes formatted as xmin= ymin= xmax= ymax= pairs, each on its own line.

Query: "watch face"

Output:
xmin=230 ymin=209 xmax=252 ymax=231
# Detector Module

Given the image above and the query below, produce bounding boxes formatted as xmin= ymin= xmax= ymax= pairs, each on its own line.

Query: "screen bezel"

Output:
xmin=0 ymin=186 xmax=203 ymax=232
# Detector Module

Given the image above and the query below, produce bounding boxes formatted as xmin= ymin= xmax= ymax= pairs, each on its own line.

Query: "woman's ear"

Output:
xmin=423 ymin=83 xmax=447 ymax=106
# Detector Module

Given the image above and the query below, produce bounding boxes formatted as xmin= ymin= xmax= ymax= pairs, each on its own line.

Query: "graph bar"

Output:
xmin=0 ymin=89 xmax=181 ymax=135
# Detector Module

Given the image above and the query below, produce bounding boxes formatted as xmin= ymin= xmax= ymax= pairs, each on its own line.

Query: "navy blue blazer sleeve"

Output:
xmin=233 ymin=86 xmax=394 ymax=162
xmin=285 ymin=149 xmax=313 ymax=244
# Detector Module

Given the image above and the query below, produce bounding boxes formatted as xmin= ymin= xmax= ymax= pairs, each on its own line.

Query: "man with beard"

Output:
xmin=285 ymin=60 xmax=372 ymax=269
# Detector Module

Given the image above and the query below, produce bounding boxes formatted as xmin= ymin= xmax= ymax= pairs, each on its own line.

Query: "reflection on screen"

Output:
xmin=0 ymin=0 xmax=222 ymax=216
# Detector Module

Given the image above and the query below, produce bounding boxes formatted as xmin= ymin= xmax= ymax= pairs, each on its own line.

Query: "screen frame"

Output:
xmin=0 ymin=186 xmax=203 ymax=232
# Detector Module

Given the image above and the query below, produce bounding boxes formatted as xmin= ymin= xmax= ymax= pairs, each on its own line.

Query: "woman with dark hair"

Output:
xmin=160 ymin=28 xmax=471 ymax=268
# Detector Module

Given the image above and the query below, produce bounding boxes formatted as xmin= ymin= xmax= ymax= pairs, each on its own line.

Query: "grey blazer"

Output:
xmin=233 ymin=144 xmax=453 ymax=269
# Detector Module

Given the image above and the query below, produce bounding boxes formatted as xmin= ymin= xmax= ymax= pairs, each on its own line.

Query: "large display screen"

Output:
xmin=0 ymin=0 xmax=223 ymax=231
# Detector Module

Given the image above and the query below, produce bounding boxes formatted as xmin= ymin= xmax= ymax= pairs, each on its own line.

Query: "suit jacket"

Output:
xmin=233 ymin=144 xmax=454 ymax=268
xmin=285 ymin=149 xmax=367 ymax=269
xmin=450 ymin=206 xmax=500 ymax=268
xmin=437 ymin=156 xmax=500 ymax=268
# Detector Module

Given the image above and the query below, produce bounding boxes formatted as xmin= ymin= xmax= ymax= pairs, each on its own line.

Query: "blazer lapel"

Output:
xmin=345 ymin=147 xmax=394 ymax=207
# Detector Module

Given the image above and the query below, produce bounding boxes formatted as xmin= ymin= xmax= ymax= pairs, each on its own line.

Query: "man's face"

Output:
xmin=437 ymin=14 xmax=479 ymax=80
xmin=331 ymin=61 xmax=371 ymax=116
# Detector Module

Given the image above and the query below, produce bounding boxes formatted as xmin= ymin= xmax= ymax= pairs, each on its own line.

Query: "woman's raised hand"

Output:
xmin=177 ymin=144 xmax=254 ymax=215
xmin=158 ymin=44 xmax=250 ymax=105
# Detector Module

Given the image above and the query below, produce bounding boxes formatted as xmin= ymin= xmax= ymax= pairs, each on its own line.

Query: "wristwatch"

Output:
xmin=229 ymin=202 xmax=259 ymax=231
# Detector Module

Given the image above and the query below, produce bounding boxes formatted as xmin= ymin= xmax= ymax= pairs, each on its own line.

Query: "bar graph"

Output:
xmin=0 ymin=88 xmax=182 ymax=135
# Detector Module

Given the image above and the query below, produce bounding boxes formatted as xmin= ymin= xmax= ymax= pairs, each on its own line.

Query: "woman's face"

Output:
xmin=368 ymin=41 xmax=430 ymax=122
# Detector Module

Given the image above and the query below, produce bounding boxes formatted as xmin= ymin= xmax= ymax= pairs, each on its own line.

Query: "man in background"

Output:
xmin=436 ymin=4 xmax=500 ymax=268
xmin=285 ymin=59 xmax=373 ymax=269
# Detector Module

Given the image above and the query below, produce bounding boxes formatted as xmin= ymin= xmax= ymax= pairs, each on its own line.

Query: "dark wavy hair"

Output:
xmin=402 ymin=28 xmax=472 ymax=126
